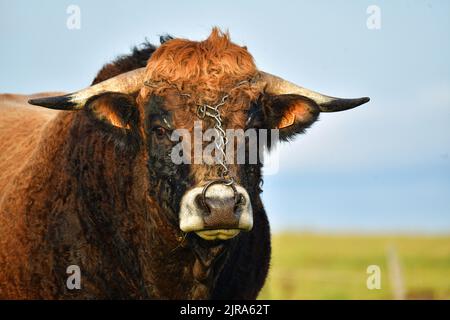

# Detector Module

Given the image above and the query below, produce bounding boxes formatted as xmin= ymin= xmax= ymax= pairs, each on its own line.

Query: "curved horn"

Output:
xmin=28 ymin=67 xmax=146 ymax=110
xmin=260 ymin=71 xmax=370 ymax=112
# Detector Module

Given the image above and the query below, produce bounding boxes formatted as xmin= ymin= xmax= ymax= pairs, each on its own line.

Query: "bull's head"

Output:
xmin=29 ymin=30 xmax=369 ymax=242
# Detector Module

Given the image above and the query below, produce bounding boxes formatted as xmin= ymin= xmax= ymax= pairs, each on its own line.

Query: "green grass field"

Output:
xmin=258 ymin=233 xmax=450 ymax=300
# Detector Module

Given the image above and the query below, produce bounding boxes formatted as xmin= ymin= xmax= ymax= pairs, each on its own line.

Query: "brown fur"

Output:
xmin=137 ymin=28 xmax=263 ymax=184
xmin=0 ymin=29 xmax=286 ymax=299
xmin=140 ymin=28 xmax=258 ymax=104
xmin=0 ymin=93 xmax=61 ymax=198
xmin=0 ymin=98 xmax=197 ymax=298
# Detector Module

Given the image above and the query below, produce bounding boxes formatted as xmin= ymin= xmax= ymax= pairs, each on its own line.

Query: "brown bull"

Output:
xmin=0 ymin=29 xmax=368 ymax=299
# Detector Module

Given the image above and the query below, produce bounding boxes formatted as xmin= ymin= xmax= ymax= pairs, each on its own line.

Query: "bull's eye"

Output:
xmin=152 ymin=126 xmax=167 ymax=139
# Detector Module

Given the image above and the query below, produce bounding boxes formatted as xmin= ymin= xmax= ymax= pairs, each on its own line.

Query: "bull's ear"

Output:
xmin=85 ymin=92 xmax=139 ymax=130
xmin=261 ymin=94 xmax=320 ymax=140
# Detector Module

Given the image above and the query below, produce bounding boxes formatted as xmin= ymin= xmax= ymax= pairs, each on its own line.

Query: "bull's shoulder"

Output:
xmin=0 ymin=93 xmax=63 ymax=197
xmin=0 ymin=92 xmax=63 ymax=120
xmin=0 ymin=92 xmax=63 ymax=143
xmin=0 ymin=92 xmax=62 ymax=156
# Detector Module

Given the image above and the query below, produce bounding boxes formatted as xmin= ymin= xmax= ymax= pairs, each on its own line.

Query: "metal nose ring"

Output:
xmin=201 ymin=179 xmax=239 ymax=213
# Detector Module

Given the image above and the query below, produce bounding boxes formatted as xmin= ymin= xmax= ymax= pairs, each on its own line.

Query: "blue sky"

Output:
xmin=1 ymin=0 xmax=449 ymax=233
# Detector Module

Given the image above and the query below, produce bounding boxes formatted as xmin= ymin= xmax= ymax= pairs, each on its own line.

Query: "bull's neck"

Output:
xmin=140 ymin=198 xmax=234 ymax=299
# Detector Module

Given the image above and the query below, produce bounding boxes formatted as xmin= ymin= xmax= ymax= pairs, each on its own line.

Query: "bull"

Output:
xmin=0 ymin=29 xmax=368 ymax=299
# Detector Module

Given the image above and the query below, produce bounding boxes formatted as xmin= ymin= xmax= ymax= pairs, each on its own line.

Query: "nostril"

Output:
xmin=195 ymin=194 xmax=210 ymax=213
xmin=235 ymin=193 xmax=245 ymax=209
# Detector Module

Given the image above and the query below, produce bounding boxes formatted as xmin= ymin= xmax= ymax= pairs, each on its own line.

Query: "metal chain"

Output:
xmin=196 ymin=94 xmax=233 ymax=185
xmin=144 ymin=77 xmax=258 ymax=186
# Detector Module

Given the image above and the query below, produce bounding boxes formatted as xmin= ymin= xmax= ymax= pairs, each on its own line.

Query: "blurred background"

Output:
xmin=1 ymin=0 xmax=449 ymax=299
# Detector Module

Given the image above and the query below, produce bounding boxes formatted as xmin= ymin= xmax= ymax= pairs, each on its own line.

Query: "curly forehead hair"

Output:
xmin=139 ymin=28 xmax=260 ymax=103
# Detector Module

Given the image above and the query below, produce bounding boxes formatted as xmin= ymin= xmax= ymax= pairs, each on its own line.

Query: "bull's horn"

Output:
xmin=28 ymin=67 xmax=146 ymax=110
xmin=260 ymin=71 xmax=370 ymax=112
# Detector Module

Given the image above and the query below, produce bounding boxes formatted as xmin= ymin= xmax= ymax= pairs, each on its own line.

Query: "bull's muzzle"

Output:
xmin=179 ymin=183 xmax=253 ymax=240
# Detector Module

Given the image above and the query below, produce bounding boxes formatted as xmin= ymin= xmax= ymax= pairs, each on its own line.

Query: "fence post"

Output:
xmin=387 ymin=245 xmax=406 ymax=300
